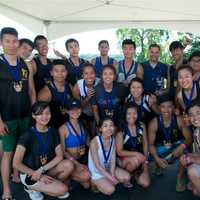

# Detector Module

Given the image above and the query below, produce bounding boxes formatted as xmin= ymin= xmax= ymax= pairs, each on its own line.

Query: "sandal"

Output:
xmin=176 ymin=178 xmax=186 ymax=192
xmin=123 ymin=181 xmax=134 ymax=188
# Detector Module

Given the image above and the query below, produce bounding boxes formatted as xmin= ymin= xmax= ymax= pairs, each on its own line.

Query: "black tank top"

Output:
xmin=182 ymin=81 xmax=200 ymax=109
xmin=33 ymin=56 xmax=52 ymax=93
xmin=155 ymin=115 xmax=184 ymax=145
xmin=0 ymin=55 xmax=31 ymax=121
xmin=47 ymin=82 xmax=72 ymax=128
xmin=122 ymin=123 xmax=143 ymax=153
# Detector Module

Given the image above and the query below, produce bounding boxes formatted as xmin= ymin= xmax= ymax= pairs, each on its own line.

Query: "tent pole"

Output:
xmin=43 ymin=20 xmax=51 ymax=38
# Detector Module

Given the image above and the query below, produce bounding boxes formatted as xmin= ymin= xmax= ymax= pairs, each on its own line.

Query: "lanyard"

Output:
xmin=51 ymin=80 xmax=68 ymax=106
xmin=68 ymin=121 xmax=84 ymax=146
xmin=2 ymin=55 xmax=20 ymax=81
xmin=184 ymin=81 xmax=195 ymax=108
xmin=122 ymin=60 xmax=135 ymax=80
xmin=99 ymin=135 xmax=113 ymax=164
xmin=126 ymin=125 xmax=139 ymax=149
xmin=33 ymin=126 xmax=51 ymax=156
xmin=83 ymin=80 xmax=95 ymax=97
xmin=104 ymin=85 xmax=116 ymax=112
xmin=160 ymin=115 xmax=174 ymax=141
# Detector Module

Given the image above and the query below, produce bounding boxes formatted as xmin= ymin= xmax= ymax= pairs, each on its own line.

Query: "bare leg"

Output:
xmin=1 ymin=152 xmax=13 ymax=198
xmin=92 ymin=178 xmax=115 ymax=195
xmin=115 ymin=167 xmax=130 ymax=183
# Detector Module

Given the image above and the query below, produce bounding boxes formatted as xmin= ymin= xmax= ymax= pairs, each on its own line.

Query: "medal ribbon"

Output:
xmin=2 ymin=55 xmax=21 ymax=82
xmin=33 ymin=126 xmax=51 ymax=157
xmin=126 ymin=125 xmax=139 ymax=150
xmin=68 ymin=121 xmax=84 ymax=146
xmin=99 ymin=135 xmax=113 ymax=165
xmin=104 ymin=85 xmax=116 ymax=114
xmin=184 ymin=81 xmax=195 ymax=108
xmin=122 ymin=60 xmax=135 ymax=80
xmin=51 ymin=80 xmax=68 ymax=107
xmin=160 ymin=115 xmax=174 ymax=142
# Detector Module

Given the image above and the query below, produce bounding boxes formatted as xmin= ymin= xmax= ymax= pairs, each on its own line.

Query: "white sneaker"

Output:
xmin=24 ymin=187 xmax=44 ymax=200
xmin=58 ymin=192 xmax=70 ymax=199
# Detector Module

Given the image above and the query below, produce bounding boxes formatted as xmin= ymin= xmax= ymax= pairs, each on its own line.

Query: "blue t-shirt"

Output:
xmin=142 ymin=61 xmax=168 ymax=94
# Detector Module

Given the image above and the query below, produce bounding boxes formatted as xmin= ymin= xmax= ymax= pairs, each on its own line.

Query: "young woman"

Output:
xmin=74 ymin=63 xmax=100 ymax=138
xmin=180 ymin=102 xmax=200 ymax=196
xmin=13 ymin=101 xmax=73 ymax=200
xmin=59 ymin=99 xmax=90 ymax=188
xmin=148 ymin=94 xmax=192 ymax=192
xmin=116 ymin=104 xmax=150 ymax=188
xmin=176 ymin=65 xmax=200 ymax=125
xmin=38 ymin=59 xmax=74 ymax=128
xmin=88 ymin=118 xmax=131 ymax=195
xmin=92 ymin=64 xmax=128 ymax=127
xmin=126 ymin=78 xmax=158 ymax=124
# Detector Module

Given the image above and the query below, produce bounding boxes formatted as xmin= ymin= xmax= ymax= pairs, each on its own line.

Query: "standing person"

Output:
xmin=31 ymin=35 xmax=52 ymax=93
xmin=91 ymin=40 xmax=118 ymax=78
xmin=126 ymin=78 xmax=158 ymax=124
xmin=116 ymin=104 xmax=150 ymax=188
xmin=148 ymin=94 xmax=192 ymax=192
xmin=117 ymin=39 xmax=143 ymax=86
xmin=188 ymin=50 xmax=200 ymax=81
xmin=180 ymin=102 xmax=200 ymax=197
xmin=0 ymin=27 xmax=32 ymax=200
xmin=73 ymin=63 xmax=100 ymax=138
xmin=38 ymin=59 xmax=73 ymax=128
xmin=92 ymin=64 xmax=128 ymax=128
xmin=13 ymin=101 xmax=73 ymax=200
xmin=65 ymin=38 xmax=88 ymax=85
xmin=168 ymin=41 xmax=187 ymax=99
xmin=88 ymin=118 xmax=131 ymax=195
xmin=18 ymin=38 xmax=36 ymax=104
xmin=59 ymin=99 xmax=90 ymax=188
xmin=142 ymin=44 xmax=168 ymax=95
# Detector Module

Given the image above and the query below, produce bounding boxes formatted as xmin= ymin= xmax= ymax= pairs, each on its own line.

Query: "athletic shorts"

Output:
xmin=2 ymin=117 xmax=31 ymax=152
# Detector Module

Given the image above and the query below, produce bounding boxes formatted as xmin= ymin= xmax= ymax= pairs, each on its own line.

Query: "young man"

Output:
xmin=148 ymin=94 xmax=192 ymax=191
xmin=0 ymin=27 xmax=33 ymax=200
xmin=180 ymin=102 xmax=200 ymax=196
xmin=31 ymin=35 xmax=52 ymax=93
xmin=18 ymin=38 xmax=36 ymax=104
xmin=168 ymin=41 xmax=187 ymax=99
xmin=189 ymin=50 xmax=200 ymax=81
xmin=142 ymin=44 xmax=168 ymax=95
xmin=91 ymin=40 xmax=118 ymax=78
xmin=117 ymin=39 xmax=143 ymax=87
xmin=65 ymin=38 xmax=88 ymax=85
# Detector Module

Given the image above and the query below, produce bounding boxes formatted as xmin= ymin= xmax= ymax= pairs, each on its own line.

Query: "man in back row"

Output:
xmin=0 ymin=27 xmax=34 ymax=200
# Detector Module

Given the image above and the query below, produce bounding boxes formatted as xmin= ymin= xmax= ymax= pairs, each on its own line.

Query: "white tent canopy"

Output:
xmin=0 ymin=0 xmax=200 ymax=40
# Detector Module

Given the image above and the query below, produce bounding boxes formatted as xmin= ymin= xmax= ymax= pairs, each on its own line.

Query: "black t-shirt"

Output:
xmin=18 ymin=127 xmax=60 ymax=170
xmin=0 ymin=55 xmax=31 ymax=121
xmin=91 ymin=82 xmax=128 ymax=126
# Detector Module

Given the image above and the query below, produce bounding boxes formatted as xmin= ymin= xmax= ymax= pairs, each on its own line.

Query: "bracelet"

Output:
xmin=69 ymin=156 xmax=75 ymax=161
xmin=39 ymin=166 xmax=46 ymax=174
xmin=181 ymin=143 xmax=187 ymax=149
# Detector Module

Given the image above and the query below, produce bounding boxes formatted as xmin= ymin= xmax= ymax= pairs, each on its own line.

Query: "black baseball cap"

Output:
xmin=157 ymin=94 xmax=173 ymax=105
xmin=67 ymin=99 xmax=81 ymax=110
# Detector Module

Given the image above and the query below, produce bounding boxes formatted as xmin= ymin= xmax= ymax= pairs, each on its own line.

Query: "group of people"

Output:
xmin=0 ymin=26 xmax=200 ymax=200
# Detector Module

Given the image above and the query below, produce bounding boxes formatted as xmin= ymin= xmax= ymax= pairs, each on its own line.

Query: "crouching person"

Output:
xmin=13 ymin=101 xmax=74 ymax=200
xmin=180 ymin=102 xmax=200 ymax=197
xmin=88 ymin=118 xmax=131 ymax=195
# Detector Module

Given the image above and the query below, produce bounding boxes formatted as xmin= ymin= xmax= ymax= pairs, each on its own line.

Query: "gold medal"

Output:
xmin=164 ymin=140 xmax=172 ymax=149
xmin=79 ymin=146 xmax=85 ymax=156
xmin=60 ymin=106 xmax=68 ymax=115
xmin=13 ymin=81 xmax=23 ymax=92
xmin=40 ymin=154 xmax=47 ymax=165
xmin=105 ymin=109 xmax=114 ymax=118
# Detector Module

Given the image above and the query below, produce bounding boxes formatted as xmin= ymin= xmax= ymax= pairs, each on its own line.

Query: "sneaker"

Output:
xmin=24 ymin=187 xmax=44 ymax=200
xmin=58 ymin=192 xmax=70 ymax=199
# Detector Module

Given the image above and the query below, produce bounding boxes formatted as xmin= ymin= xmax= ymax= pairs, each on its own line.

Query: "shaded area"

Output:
xmin=3 ymin=164 xmax=199 ymax=200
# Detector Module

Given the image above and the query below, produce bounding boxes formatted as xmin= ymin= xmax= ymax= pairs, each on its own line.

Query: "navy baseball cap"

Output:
xmin=67 ymin=99 xmax=81 ymax=110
